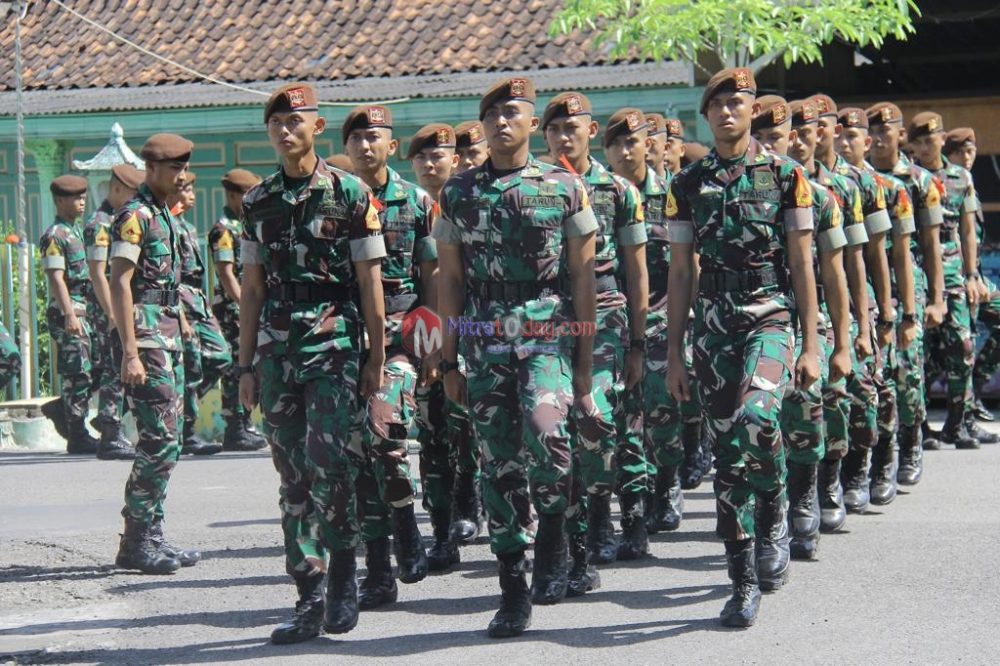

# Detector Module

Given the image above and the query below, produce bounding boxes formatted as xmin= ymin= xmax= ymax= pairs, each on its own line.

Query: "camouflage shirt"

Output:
xmin=39 ymin=216 xmax=90 ymax=318
xmin=109 ymin=183 xmax=183 ymax=351
xmin=875 ymin=153 xmax=944 ymax=266
xmin=633 ymin=166 xmax=672 ymax=323
xmin=82 ymin=199 xmax=115 ymax=323
xmin=926 ymin=157 xmax=977 ymax=293
xmin=242 ymin=158 xmax=386 ymax=356
xmin=208 ymin=206 xmax=243 ymax=308
xmin=178 ymin=217 xmax=213 ymax=320
xmin=833 ymin=156 xmax=892 ymax=239
xmin=813 ymin=162 xmax=868 ymax=249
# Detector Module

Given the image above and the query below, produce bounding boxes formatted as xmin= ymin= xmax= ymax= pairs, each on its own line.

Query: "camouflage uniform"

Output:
xmin=565 ymin=158 xmax=646 ymax=537
xmin=356 ymin=166 xmax=435 ymax=541
xmin=111 ymin=184 xmax=186 ymax=523
xmin=83 ymin=200 xmax=127 ymax=430
xmin=667 ymin=138 xmax=814 ymax=541
xmin=875 ymin=153 xmax=944 ymax=429
xmin=40 ymin=216 xmax=94 ymax=426
xmin=242 ymin=160 xmax=385 ymax=573
xmin=208 ymin=207 xmax=247 ymax=424
xmin=971 ymin=189 xmax=1000 ymax=396
xmin=178 ymin=217 xmax=232 ymax=438
xmin=0 ymin=319 xmax=20 ymax=389
xmin=432 ymin=154 xmax=598 ymax=555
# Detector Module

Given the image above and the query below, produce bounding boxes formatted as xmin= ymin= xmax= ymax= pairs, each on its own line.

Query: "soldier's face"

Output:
xmin=753 ymin=125 xmax=793 ymax=156
xmin=816 ymin=117 xmax=840 ymax=152
xmin=789 ymin=123 xmax=818 ymax=164
xmin=544 ymin=116 xmax=597 ymax=164
xmin=346 ymin=127 xmax=397 ymax=173
xmin=869 ymin=122 xmax=902 ymax=162
xmin=147 ymin=160 xmax=189 ymax=198
xmin=911 ymin=132 xmax=945 ymax=165
xmin=225 ymin=189 xmax=245 ymax=213
xmin=948 ymin=144 xmax=977 ymax=170
xmin=663 ymin=136 xmax=685 ymax=174
xmin=268 ymin=111 xmax=324 ymax=158
xmin=482 ymin=101 xmax=538 ymax=153
xmin=705 ymin=92 xmax=754 ymax=142
xmin=411 ymin=147 xmax=457 ymax=192
xmin=54 ymin=193 xmax=87 ymax=220
xmin=645 ymin=133 xmax=666 ymax=168
xmin=605 ymin=132 xmax=649 ymax=178
xmin=837 ymin=127 xmax=871 ymax=165
xmin=457 ymin=143 xmax=489 ymax=172
xmin=177 ymin=184 xmax=196 ymax=212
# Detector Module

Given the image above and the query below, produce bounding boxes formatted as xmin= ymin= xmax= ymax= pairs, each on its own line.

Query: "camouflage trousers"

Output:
xmin=418 ymin=376 xmax=480 ymax=515
xmin=182 ymin=309 xmax=233 ymax=437
xmin=212 ymin=301 xmax=246 ymax=423
xmin=0 ymin=320 xmax=21 ymax=389
xmin=693 ymin=295 xmax=794 ymax=542
xmin=466 ymin=344 xmax=574 ymax=555
xmin=644 ymin=318 xmax=701 ymax=476
xmin=90 ymin=319 xmax=127 ymax=428
xmin=842 ymin=314 xmax=879 ymax=457
xmin=972 ymin=281 xmax=1000 ymax=396
xmin=121 ymin=348 xmax=184 ymax=524
xmin=924 ymin=290 xmax=975 ymax=410
xmin=896 ymin=272 xmax=928 ymax=428
xmin=48 ymin=311 xmax=93 ymax=423
xmin=781 ymin=310 xmax=831 ymax=466
xmin=258 ymin=350 xmax=365 ymax=576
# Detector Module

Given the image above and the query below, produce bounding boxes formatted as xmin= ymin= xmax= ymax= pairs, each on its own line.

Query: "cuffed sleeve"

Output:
xmin=350 ymin=235 xmax=387 ymax=262
xmin=109 ymin=241 xmax=141 ymax=264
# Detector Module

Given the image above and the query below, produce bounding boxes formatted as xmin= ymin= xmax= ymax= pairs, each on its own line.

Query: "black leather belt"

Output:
xmin=469 ymin=279 xmax=561 ymax=302
xmin=136 ymin=289 xmax=179 ymax=306
xmin=267 ymin=282 xmax=354 ymax=302
xmin=385 ymin=292 xmax=418 ymax=314
xmin=698 ymin=266 xmax=785 ymax=295
xmin=595 ymin=274 xmax=619 ymax=293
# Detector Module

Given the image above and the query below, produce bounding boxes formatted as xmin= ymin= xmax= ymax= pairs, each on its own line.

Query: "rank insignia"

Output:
xmin=286 ymin=88 xmax=306 ymax=109
xmin=368 ymin=107 xmax=386 ymax=125
xmin=666 ymin=119 xmax=683 ymax=137
xmin=566 ymin=95 xmax=583 ymax=115
xmin=927 ymin=117 xmax=939 ymax=132
xmin=436 ymin=128 xmax=451 ymax=146
xmin=754 ymin=170 xmax=776 ymax=190
xmin=881 ymin=107 xmax=894 ymax=122
xmin=772 ymin=104 xmax=787 ymax=125
xmin=510 ymin=79 xmax=527 ymax=97
xmin=468 ymin=126 xmax=483 ymax=144
xmin=625 ymin=111 xmax=642 ymax=131
xmin=735 ymin=69 xmax=751 ymax=89
xmin=847 ymin=110 xmax=861 ymax=127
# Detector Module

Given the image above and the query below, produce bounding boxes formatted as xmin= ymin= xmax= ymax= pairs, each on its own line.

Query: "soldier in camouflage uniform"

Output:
xmin=434 ymin=77 xmax=598 ymax=638
xmin=666 ymin=68 xmax=820 ymax=628
xmin=645 ymin=113 xmax=668 ymax=178
xmin=170 ymin=173 xmax=232 ymax=456
xmin=542 ymin=94 xmax=648 ymax=592
xmin=911 ymin=113 xmax=997 ymax=447
xmin=342 ymin=105 xmax=433 ymax=608
xmin=869 ymin=102 xmax=951 ymax=501
xmin=238 ymin=84 xmax=387 ymax=644
xmin=83 ymin=164 xmax=142 ymax=460
xmin=110 ymin=134 xmax=201 ymax=575
xmin=0 ymin=315 xmax=20 ymax=391
xmin=208 ymin=169 xmax=267 ymax=452
xmin=40 ymin=175 xmax=101 ymax=455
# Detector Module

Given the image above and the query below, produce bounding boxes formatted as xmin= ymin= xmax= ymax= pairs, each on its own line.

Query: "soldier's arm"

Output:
xmin=109 ymin=257 xmax=138 ymax=358
xmin=567 ymin=231 xmax=597 ymax=392
xmin=87 ymin=259 xmax=116 ymax=327
xmin=819 ymin=248 xmax=852 ymax=381
xmin=864 ymin=232 xmax=892 ymax=325
xmin=46 ymin=269 xmax=81 ymax=335
xmin=622 ymin=245 xmax=648 ymax=344
xmin=788 ymin=229 xmax=820 ymax=356
xmin=436 ymin=241 xmax=465 ymax=365
xmin=665 ymin=179 xmax=694 ymax=366
xmin=843 ymin=245 xmax=870 ymax=341
xmin=237 ymin=264 xmax=265 ymax=368
xmin=918 ymin=179 xmax=946 ymax=321
xmin=216 ymin=262 xmax=241 ymax=303
xmin=355 ymin=256 xmax=386 ymax=366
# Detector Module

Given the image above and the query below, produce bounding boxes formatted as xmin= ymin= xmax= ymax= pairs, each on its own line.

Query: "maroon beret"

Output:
xmin=701 ymin=68 xmax=756 ymax=114
xmin=110 ymin=164 xmax=144 ymax=190
xmin=140 ymin=133 xmax=193 ymax=162
xmin=50 ymin=174 xmax=88 ymax=197
xmin=264 ymin=83 xmax=319 ymax=123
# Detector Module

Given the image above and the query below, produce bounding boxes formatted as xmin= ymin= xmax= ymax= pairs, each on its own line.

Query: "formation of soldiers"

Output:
xmin=10 ymin=66 xmax=998 ymax=640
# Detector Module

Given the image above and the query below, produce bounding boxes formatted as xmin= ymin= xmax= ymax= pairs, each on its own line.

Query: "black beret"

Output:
xmin=50 ymin=174 xmax=88 ymax=197
xmin=479 ymin=77 xmax=536 ymax=121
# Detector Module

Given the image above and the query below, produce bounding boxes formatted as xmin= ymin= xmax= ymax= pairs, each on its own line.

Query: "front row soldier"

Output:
xmin=435 ymin=77 xmax=598 ymax=637
xmin=208 ymin=169 xmax=268 ymax=452
xmin=541 ymin=93 xmax=648 ymax=591
xmin=84 ymin=164 xmax=143 ymax=461
xmin=238 ymin=84 xmax=386 ymax=644
xmin=40 ymin=175 xmax=101 ymax=455
xmin=667 ymin=68 xmax=820 ymax=627
xmin=110 ymin=134 xmax=201 ymax=575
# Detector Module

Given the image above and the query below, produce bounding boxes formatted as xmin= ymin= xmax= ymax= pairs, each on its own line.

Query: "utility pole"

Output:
xmin=13 ymin=0 xmax=32 ymax=398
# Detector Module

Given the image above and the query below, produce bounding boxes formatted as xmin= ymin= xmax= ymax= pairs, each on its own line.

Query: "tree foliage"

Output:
xmin=552 ymin=0 xmax=921 ymax=74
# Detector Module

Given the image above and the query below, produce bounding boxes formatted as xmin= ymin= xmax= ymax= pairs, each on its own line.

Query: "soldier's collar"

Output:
xmin=380 ymin=166 xmax=408 ymax=202
xmin=584 ymin=157 xmax=613 ymax=185
xmin=641 ymin=165 xmax=664 ymax=195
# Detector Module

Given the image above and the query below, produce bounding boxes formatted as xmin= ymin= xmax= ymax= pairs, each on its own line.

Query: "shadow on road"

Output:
xmin=206 ymin=518 xmax=280 ymax=529
xmin=0 ymin=563 xmax=116 ymax=584
xmin=108 ymin=574 xmax=289 ymax=594
xmin=197 ymin=546 xmax=283 ymax=560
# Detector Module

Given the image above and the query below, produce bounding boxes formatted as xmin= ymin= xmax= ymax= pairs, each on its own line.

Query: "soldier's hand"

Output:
xmin=828 ymin=347 xmax=852 ymax=384
xmin=977 ymin=277 xmax=990 ymax=303
xmin=854 ymin=333 xmax=873 ymax=361
xmin=443 ymin=370 xmax=467 ymax=407
xmin=121 ymin=354 xmax=146 ymax=387
xmin=795 ymin=353 xmax=821 ymax=390
xmin=360 ymin=357 xmax=384 ymax=399
xmin=898 ymin=319 xmax=918 ymax=350
xmin=623 ymin=347 xmax=644 ymax=390
xmin=924 ymin=302 xmax=946 ymax=329
xmin=181 ymin=317 xmax=195 ymax=340
xmin=239 ymin=372 xmax=258 ymax=412
xmin=966 ymin=280 xmax=980 ymax=307
xmin=420 ymin=350 xmax=442 ymax=387
xmin=667 ymin=360 xmax=691 ymax=403
xmin=572 ymin=373 xmax=593 ymax=404
xmin=65 ymin=313 xmax=84 ymax=337
xmin=877 ymin=325 xmax=894 ymax=349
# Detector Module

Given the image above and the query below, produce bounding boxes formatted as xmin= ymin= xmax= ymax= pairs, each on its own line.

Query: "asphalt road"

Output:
xmin=1 ymin=410 xmax=998 ymax=665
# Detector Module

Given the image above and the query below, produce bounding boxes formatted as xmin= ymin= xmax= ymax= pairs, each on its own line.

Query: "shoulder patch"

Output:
xmin=794 ymin=169 xmax=813 ymax=208
xmin=665 ymin=188 xmax=678 ymax=217
xmin=876 ymin=182 xmax=886 ymax=210
xmin=896 ymin=189 xmax=914 ymax=220
xmin=365 ymin=193 xmax=382 ymax=231
xmin=217 ymin=229 xmax=233 ymax=250
xmin=44 ymin=240 xmax=62 ymax=257
xmin=120 ymin=213 xmax=143 ymax=244
xmin=95 ymin=227 xmax=110 ymax=247
xmin=852 ymin=190 xmax=863 ymax=224
xmin=926 ymin=178 xmax=942 ymax=208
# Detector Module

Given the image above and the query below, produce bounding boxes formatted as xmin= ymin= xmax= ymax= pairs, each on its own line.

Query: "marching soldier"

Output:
xmin=110 ymin=134 xmax=201 ymax=574
xmin=667 ymin=68 xmax=820 ymax=627
xmin=208 ymin=169 xmax=267 ymax=451
xmin=40 ymin=175 xmax=101 ymax=455
xmin=434 ymin=77 xmax=598 ymax=637
xmin=83 ymin=163 xmax=143 ymax=460
xmin=238 ymin=84 xmax=386 ymax=642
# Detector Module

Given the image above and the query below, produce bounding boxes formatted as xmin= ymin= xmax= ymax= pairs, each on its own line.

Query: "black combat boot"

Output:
xmin=427 ymin=507 xmax=460 ymax=572
xmin=939 ymin=405 xmax=980 ymax=449
xmin=358 ymin=536 xmax=398 ymax=610
xmin=41 ymin=396 xmax=70 ymax=440
xmin=115 ymin=517 xmax=181 ymax=575
xmin=586 ymin=493 xmax=617 ymax=565
xmin=487 ymin=550 xmax=532 ymax=638
xmin=96 ymin=421 xmax=136 ymax=460
xmin=679 ymin=422 xmax=706 ymax=490
xmin=66 ymin=419 xmax=99 ymax=455
xmin=755 ymin=494 xmax=790 ymax=591
xmin=148 ymin=519 xmax=200 ymax=566
xmin=869 ymin=435 xmax=898 ymax=505
xmin=449 ymin=472 xmax=481 ymax=545
xmin=841 ymin=447 xmax=871 ymax=513
xmin=222 ymin=415 xmax=267 ymax=452
xmin=786 ymin=462 xmax=820 ymax=560
xmin=391 ymin=504 xmax=428 ymax=584
xmin=720 ymin=539 xmax=761 ymax=628
xmin=270 ymin=573 xmax=324 ymax=644
xmin=323 ymin=547 xmax=359 ymax=634
xmin=972 ymin=394 xmax=995 ymax=422
xmin=566 ymin=531 xmax=600 ymax=598
xmin=616 ymin=492 xmax=649 ymax=561
xmin=897 ymin=424 xmax=924 ymax=486
xmin=646 ymin=466 xmax=684 ymax=534
xmin=530 ymin=513 xmax=568 ymax=605
xmin=181 ymin=425 xmax=222 ymax=456
xmin=817 ymin=458 xmax=847 ymax=532
xmin=921 ymin=420 xmax=941 ymax=451
xmin=965 ymin=413 xmax=1000 ymax=444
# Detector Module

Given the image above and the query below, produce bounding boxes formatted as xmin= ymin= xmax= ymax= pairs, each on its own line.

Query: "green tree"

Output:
xmin=552 ymin=0 xmax=920 ymax=74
